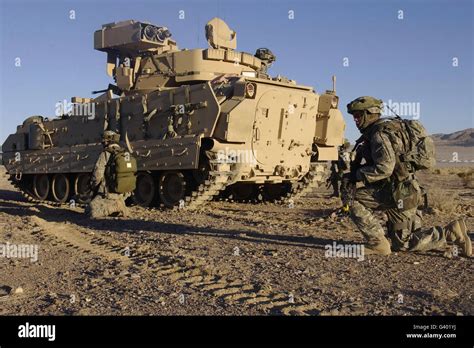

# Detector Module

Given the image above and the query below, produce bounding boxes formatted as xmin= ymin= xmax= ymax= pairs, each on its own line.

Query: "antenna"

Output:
xmin=385 ymin=104 xmax=401 ymax=119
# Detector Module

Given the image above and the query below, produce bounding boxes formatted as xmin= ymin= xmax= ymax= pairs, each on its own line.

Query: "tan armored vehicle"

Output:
xmin=2 ymin=18 xmax=346 ymax=209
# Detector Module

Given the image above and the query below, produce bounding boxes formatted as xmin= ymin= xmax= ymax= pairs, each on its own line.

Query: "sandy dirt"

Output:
xmin=0 ymin=156 xmax=473 ymax=316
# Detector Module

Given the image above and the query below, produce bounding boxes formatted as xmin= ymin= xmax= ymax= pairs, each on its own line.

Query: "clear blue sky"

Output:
xmin=0 ymin=0 xmax=472 ymax=143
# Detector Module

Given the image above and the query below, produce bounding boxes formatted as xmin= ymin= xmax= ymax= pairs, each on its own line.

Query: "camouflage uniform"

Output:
xmin=345 ymin=96 xmax=471 ymax=256
xmin=349 ymin=131 xmax=444 ymax=252
xmin=87 ymin=132 xmax=129 ymax=218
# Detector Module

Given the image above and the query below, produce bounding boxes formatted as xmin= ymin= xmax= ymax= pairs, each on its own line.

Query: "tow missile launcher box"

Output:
xmin=94 ymin=20 xmax=176 ymax=52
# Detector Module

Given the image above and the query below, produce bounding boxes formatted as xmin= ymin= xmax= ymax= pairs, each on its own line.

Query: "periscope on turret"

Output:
xmin=1 ymin=18 xmax=346 ymax=209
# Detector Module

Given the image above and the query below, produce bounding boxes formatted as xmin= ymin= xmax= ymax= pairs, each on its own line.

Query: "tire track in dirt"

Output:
xmin=136 ymin=250 xmax=323 ymax=315
xmin=29 ymin=212 xmax=323 ymax=315
xmin=203 ymin=204 xmax=337 ymax=233
xmin=30 ymin=216 xmax=131 ymax=264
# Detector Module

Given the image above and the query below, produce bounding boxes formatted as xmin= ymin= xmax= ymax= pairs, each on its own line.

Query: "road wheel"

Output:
xmin=133 ymin=172 xmax=157 ymax=207
xmin=74 ymin=173 xmax=92 ymax=204
xmin=51 ymin=173 xmax=70 ymax=203
xmin=158 ymin=171 xmax=186 ymax=208
xmin=33 ymin=174 xmax=50 ymax=200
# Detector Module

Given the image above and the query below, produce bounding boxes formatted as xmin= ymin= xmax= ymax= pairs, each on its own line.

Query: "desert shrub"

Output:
xmin=457 ymin=169 xmax=474 ymax=188
xmin=427 ymin=188 xmax=459 ymax=214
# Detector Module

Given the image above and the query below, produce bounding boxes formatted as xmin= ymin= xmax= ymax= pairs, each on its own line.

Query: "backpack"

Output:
xmin=376 ymin=117 xmax=436 ymax=172
xmin=399 ymin=119 xmax=436 ymax=170
xmin=106 ymin=148 xmax=137 ymax=194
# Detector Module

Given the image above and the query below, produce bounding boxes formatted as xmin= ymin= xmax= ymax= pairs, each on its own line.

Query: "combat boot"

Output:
xmin=364 ymin=238 xmax=391 ymax=256
xmin=444 ymin=218 xmax=472 ymax=257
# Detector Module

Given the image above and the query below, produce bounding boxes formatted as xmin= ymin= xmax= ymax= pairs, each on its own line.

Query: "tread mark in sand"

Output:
xmin=138 ymin=253 xmax=324 ymax=315
xmin=29 ymin=216 xmax=322 ymax=315
xmin=30 ymin=216 xmax=130 ymax=264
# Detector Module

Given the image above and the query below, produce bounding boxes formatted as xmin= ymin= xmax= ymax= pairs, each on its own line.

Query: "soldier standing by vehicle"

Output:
xmin=328 ymin=140 xmax=351 ymax=197
xmin=86 ymin=130 xmax=137 ymax=218
xmin=342 ymin=96 xmax=472 ymax=256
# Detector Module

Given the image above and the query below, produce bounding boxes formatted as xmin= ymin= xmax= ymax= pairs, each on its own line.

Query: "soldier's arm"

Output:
xmin=356 ymin=131 xmax=396 ymax=184
xmin=91 ymin=152 xmax=108 ymax=187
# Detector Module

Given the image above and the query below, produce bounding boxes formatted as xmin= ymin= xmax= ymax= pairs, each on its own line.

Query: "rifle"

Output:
xmin=339 ymin=137 xmax=365 ymax=213
xmin=340 ymin=180 xmax=356 ymax=214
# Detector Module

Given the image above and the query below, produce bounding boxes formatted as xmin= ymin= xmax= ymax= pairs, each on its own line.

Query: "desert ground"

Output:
xmin=0 ymin=148 xmax=472 ymax=316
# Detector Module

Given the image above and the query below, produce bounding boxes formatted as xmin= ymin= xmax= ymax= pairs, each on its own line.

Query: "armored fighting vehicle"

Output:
xmin=2 ymin=18 xmax=346 ymax=209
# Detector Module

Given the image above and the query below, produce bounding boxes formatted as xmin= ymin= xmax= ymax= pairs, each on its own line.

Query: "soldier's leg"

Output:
xmin=409 ymin=218 xmax=472 ymax=256
xmin=106 ymin=193 xmax=129 ymax=217
xmin=104 ymin=199 xmax=120 ymax=217
xmin=408 ymin=226 xmax=446 ymax=252
xmin=386 ymin=208 xmax=418 ymax=251
xmin=87 ymin=195 xmax=108 ymax=219
xmin=117 ymin=196 xmax=129 ymax=218
xmin=350 ymin=187 xmax=391 ymax=254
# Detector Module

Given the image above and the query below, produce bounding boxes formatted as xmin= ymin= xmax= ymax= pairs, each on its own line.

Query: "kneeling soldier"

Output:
xmin=342 ymin=96 xmax=471 ymax=257
xmin=86 ymin=130 xmax=137 ymax=219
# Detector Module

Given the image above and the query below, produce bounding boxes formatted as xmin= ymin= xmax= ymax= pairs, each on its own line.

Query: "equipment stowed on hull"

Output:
xmin=2 ymin=17 xmax=346 ymax=209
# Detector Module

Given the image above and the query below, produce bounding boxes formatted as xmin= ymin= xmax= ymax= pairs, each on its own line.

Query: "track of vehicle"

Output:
xmin=8 ymin=162 xmax=328 ymax=210
xmin=30 ymin=215 xmax=324 ymax=315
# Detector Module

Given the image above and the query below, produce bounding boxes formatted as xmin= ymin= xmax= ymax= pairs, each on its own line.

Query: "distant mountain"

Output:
xmin=431 ymin=128 xmax=474 ymax=146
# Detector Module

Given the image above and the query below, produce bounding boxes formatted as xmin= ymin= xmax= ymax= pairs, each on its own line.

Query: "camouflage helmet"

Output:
xmin=102 ymin=130 xmax=120 ymax=143
xmin=347 ymin=96 xmax=383 ymax=132
xmin=347 ymin=96 xmax=383 ymax=115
